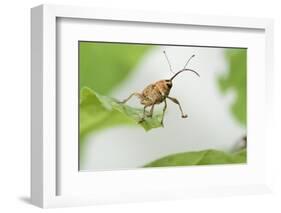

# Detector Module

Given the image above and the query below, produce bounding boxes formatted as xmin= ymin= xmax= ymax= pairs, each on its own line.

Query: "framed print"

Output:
xmin=31 ymin=4 xmax=274 ymax=208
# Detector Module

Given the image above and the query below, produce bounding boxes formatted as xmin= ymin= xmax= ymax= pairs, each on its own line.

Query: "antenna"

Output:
xmin=163 ymin=50 xmax=175 ymax=74
xmin=170 ymin=69 xmax=200 ymax=81
xmin=183 ymin=54 xmax=195 ymax=69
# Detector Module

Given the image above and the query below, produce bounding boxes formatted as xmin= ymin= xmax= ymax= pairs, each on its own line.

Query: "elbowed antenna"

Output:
xmin=170 ymin=69 xmax=200 ymax=81
xmin=170 ymin=54 xmax=199 ymax=81
xmin=163 ymin=50 xmax=175 ymax=74
xmin=183 ymin=54 xmax=195 ymax=69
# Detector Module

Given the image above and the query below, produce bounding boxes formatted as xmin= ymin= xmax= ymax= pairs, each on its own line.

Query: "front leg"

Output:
xmin=161 ymin=99 xmax=167 ymax=126
xmin=167 ymin=96 xmax=187 ymax=118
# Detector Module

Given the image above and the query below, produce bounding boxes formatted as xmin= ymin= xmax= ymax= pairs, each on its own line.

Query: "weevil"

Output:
xmin=119 ymin=51 xmax=200 ymax=126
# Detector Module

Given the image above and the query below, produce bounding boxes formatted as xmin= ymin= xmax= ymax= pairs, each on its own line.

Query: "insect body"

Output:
xmin=141 ymin=80 xmax=171 ymax=105
xmin=119 ymin=51 xmax=199 ymax=126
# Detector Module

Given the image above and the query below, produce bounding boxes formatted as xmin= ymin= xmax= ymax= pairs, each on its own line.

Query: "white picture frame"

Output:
xmin=31 ymin=4 xmax=274 ymax=208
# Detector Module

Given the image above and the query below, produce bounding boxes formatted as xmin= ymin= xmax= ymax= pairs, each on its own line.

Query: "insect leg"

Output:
xmin=148 ymin=104 xmax=155 ymax=117
xmin=118 ymin=92 xmax=141 ymax=104
xmin=167 ymin=96 xmax=188 ymax=118
xmin=139 ymin=106 xmax=148 ymax=123
xmin=161 ymin=99 xmax=167 ymax=126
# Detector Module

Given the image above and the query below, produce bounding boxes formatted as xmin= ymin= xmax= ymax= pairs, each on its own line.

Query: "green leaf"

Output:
xmin=143 ymin=149 xmax=246 ymax=167
xmin=79 ymin=42 xmax=152 ymax=95
xmin=80 ymin=87 xmax=163 ymax=139
xmin=218 ymin=49 xmax=247 ymax=125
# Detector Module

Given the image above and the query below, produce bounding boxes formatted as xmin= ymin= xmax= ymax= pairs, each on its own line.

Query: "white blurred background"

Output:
xmin=80 ymin=46 xmax=246 ymax=171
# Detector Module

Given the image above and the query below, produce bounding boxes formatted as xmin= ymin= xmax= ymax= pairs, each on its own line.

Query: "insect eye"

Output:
xmin=166 ymin=81 xmax=172 ymax=88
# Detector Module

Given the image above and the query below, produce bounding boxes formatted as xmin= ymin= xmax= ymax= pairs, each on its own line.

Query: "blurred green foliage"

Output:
xmin=80 ymin=87 xmax=163 ymax=140
xmin=144 ymin=149 xmax=246 ymax=167
xmin=79 ymin=42 xmax=152 ymax=95
xmin=218 ymin=49 xmax=247 ymax=126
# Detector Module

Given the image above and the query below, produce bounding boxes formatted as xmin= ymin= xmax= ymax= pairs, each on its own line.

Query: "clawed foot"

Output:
xmin=117 ymin=100 xmax=125 ymax=104
xmin=147 ymin=113 xmax=153 ymax=118
xmin=182 ymin=114 xmax=188 ymax=118
xmin=138 ymin=118 xmax=145 ymax=123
